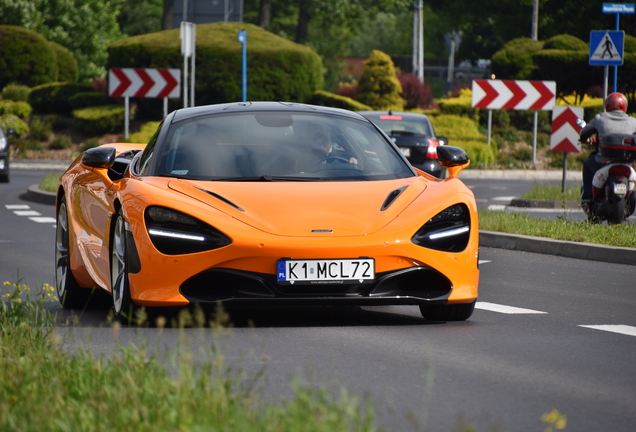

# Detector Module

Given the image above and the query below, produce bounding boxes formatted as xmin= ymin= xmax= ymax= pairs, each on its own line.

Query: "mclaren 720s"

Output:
xmin=55 ymin=102 xmax=479 ymax=321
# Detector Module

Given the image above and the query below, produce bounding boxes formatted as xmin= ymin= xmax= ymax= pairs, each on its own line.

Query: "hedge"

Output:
xmin=28 ymin=82 xmax=94 ymax=115
xmin=309 ymin=90 xmax=372 ymax=111
xmin=69 ymin=92 xmax=114 ymax=110
xmin=107 ymin=22 xmax=323 ymax=117
xmin=72 ymin=105 xmax=132 ymax=134
xmin=49 ymin=41 xmax=79 ymax=84
xmin=0 ymin=114 xmax=29 ymax=137
xmin=0 ymin=25 xmax=57 ymax=90
xmin=491 ymin=37 xmax=544 ymax=80
xmin=0 ymin=101 xmax=32 ymax=119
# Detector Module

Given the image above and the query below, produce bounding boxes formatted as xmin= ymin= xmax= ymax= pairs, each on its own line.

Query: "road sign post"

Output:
xmin=550 ymin=106 xmax=584 ymax=192
xmin=600 ymin=3 xmax=634 ymax=92
xmin=238 ymin=30 xmax=247 ymax=102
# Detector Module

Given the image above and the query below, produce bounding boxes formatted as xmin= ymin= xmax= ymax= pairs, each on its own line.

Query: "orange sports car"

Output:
xmin=55 ymin=102 xmax=479 ymax=321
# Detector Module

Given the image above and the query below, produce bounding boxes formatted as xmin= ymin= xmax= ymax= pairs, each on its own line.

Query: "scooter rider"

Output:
xmin=579 ymin=92 xmax=636 ymax=216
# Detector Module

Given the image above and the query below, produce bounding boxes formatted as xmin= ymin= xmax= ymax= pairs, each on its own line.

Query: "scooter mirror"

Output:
xmin=576 ymin=118 xmax=586 ymax=128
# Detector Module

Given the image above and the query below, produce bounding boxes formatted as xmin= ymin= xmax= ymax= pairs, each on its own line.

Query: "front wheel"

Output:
xmin=110 ymin=211 xmax=137 ymax=321
xmin=55 ymin=196 xmax=109 ymax=309
xmin=419 ymin=300 xmax=476 ymax=321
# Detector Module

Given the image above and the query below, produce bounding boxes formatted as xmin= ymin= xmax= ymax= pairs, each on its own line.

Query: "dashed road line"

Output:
xmin=476 ymin=301 xmax=548 ymax=314
xmin=5 ymin=204 xmax=56 ymax=226
xmin=14 ymin=210 xmax=41 ymax=216
xmin=578 ymin=325 xmax=636 ymax=338
xmin=30 ymin=216 xmax=57 ymax=223
xmin=6 ymin=204 xmax=30 ymax=210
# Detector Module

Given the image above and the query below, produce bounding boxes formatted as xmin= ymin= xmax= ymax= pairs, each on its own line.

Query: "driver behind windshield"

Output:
xmin=296 ymin=123 xmax=358 ymax=172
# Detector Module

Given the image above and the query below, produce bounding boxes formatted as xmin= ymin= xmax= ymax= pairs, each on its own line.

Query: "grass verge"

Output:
xmin=479 ymin=210 xmax=636 ymax=248
xmin=38 ymin=171 xmax=62 ymax=193
xmin=0 ymin=281 xmax=379 ymax=432
xmin=519 ymin=185 xmax=580 ymax=202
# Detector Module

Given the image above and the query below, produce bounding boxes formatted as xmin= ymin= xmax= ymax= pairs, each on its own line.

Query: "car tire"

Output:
xmin=55 ymin=196 xmax=110 ymax=309
xmin=110 ymin=210 xmax=138 ymax=322
xmin=419 ymin=300 xmax=475 ymax=321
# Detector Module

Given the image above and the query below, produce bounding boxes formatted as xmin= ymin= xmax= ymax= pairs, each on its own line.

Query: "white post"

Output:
xmin=124 ymin=96 xmax=129 ymax=139
xmin=603 ymin=65 xmax=609 ymax=111
xmin=532 ymin=110 xmax=538 ymax=166
xmin=163 ymin=97 xmax=168 ymax=118
xmin=417 ymin=0 xmax=423 ymax=83
xmin=487 ymin=110 xmax=492 ymax=146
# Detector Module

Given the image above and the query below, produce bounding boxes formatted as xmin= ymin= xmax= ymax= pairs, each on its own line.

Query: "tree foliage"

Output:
xmin=0 ymin=0 xmax=125 ymax=82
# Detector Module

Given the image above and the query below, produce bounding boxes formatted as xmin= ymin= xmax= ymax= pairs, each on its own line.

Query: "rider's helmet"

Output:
xmin=605 ymin=92 xmax=628 ymax=113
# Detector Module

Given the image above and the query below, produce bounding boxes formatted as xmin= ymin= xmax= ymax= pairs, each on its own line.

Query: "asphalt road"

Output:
xmin=2 ymin=168 xmax=636 ymax=432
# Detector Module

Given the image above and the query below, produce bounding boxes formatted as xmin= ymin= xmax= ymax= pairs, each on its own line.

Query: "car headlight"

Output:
xmin=412 ymin=203 xmax=470 ymax=252
xmin=0 ymin=137 xmax=7 ymax=152
xmin=145 ymin=206 xmax=232 ymax=255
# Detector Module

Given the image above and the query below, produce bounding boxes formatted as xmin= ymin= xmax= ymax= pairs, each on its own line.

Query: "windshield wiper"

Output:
xmin=212 ymin=175 xmax=323 ymax=182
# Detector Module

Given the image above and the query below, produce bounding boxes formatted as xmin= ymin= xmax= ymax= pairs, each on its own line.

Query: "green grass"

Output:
xmin=520 ymin=185 xmax=580 ymax=202
xmin=38 ymin=172 xmax=62 ymax=193
xmin=479 ymin=210 xmax=636 ymax=248
xmin=0 ymin=281 xmax=379 ymax=432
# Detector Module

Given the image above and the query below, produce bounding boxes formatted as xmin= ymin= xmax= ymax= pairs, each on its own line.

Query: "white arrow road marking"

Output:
xmin=14 ymin=210 xmax=40 ymax=216
xmin=579 ymin=325 xmax=636 ymax=338
xmin=476 ymin=301 xmax=547 ymax=314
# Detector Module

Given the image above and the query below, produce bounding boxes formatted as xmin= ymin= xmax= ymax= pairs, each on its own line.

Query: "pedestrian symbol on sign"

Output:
xmin=589 ymin=31 xmax=623 ymax=65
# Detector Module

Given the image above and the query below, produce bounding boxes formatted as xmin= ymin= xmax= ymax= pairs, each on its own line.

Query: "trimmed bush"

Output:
xmin=0 ymin=114 xmax=29 ymax=136
xmin=49 ymin=134 xmax=73 ymax=150
xmin=1 ymin=84 xmax=30 ymax=102
xmin=126 ymin=121 xmax=161 ymax=143
xmin=491 ymin=37 xmax=544 ymax=80
xmin=28 ymin=82 xmax=94 ymax=115
xmin=0 ymin=101 xmax=32 ymax=118
xmin=455 ymin=140 xmax=496 ymax=167
xmin=12 ymin=138 xmax=44 ymax=154
xmin=49 ymin=41 xmax=79 ymax=84
xmin=437 ymin=88 xmax=477 ymax=118
xmin=69 ymin=92 xmax=113 ymax=110
xmin=107 ymin=22 xmax=323 ymax=117
xmin=398 ymin=72 xmax=433 ymax=109
xmin=356 ymin=50 xmax=405 ymax=110
xmin=0 ymin=25 xmax=57 ymax=89
xmin=309 ymin=90 xmax=372 ymax=111
xmin=430 ymin=114 xmax=484 ymax=143
xmin=28 ymin=117 xmax=53 ymax=141
xmin=543 ymin=34 xmax=588 ymax=51
xmin=80 ymin=137 xmax=101 ymax=151
xmin=72 ymin=105 xmax=131 ymax=134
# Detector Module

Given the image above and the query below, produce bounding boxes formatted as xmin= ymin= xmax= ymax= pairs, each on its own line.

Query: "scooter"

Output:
xmin=577 ymin=119 xmax=636 ymax=224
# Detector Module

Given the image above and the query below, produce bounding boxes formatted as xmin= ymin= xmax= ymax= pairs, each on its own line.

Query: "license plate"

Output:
xmin=277 ymin=258 xmax=375 ymax=285
xmin=398 ymin=147 xmax=411 ymax=157
xmin=613 ymin=183 xmax=627 ymax=195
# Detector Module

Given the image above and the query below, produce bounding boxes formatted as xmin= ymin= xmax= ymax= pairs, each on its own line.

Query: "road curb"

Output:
xmin=480 ymin=230 xmax=636 ymax=266
xmin=509 ymin=198 xmax=581 ymax=209
xmin=25 ymin=184 xmax=57 ymax=206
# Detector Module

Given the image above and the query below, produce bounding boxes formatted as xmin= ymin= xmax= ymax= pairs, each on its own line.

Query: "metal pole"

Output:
xmin=532 ymin=110 xmax=538 ymax=166
xmin=183 ymin=50 xmax=188 ymax=108
xmin=412 ymin=0 xmax=417 ymax=75
xmin=562 ymin=152 xmax=567 ymax=193
xmin=614 ymin=13 xmax=619 ymax=92
xmin=417 ymin=0 xmax=423 ymax=83
xmin=190 ymin=24 xmax=195 ymax=107
xmin=242 ymin=34 xmax=247 ymax=101
xmin=531 ymin=0 xmax=539 ymax=40
xmin=603 ymin=65 xmax=609 ymax=110
xmin=163 ymin=97 xmax=168 ymax=118
xmin=487 ymin=110 xmax=492 ymax=146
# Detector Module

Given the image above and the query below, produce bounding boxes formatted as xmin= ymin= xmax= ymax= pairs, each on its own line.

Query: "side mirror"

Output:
xmin=436 ymin=135 xmax=448 ymax=146
xmin=437 ymin=145 xmax=470 ymax=179
xmin=81 ymin=146 xmax=116 ymax=169
xmin=6 ymin=128 xmax=17 ymax=137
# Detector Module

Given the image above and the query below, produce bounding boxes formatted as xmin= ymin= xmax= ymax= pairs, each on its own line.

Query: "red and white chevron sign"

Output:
xmin=550 ymin=106 xmax=584 ymax=153
xmin=471 ymin=79 xmax=556 ymax=110
xmin=109 ymin=68 xmax=180 ymax=98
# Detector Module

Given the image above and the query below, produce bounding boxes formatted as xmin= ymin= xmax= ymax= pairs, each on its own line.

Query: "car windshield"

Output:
xmin=363 ymin=113 xmax=433 ymax=137
xmin=156 ymin=111 xmax=414 ymax=181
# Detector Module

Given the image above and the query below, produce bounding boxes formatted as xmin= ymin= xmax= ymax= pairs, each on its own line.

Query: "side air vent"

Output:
xmin=381 ymin=186 xmax=408 ymax=211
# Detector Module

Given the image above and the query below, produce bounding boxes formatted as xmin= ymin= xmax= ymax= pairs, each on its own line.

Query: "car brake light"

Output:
xmin=426 ymin=138 xmax=438 ymax=159
xmin=379 ymin=115 xmax=403 ymax=120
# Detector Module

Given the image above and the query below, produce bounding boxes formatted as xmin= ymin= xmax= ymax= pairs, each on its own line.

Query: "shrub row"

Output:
xmin=72 ymin=105 xmax=132 ymax=134
xmin=309 ymin=90 xmax=372 ymax=111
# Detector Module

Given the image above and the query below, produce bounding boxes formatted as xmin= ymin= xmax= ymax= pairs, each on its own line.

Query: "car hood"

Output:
xmin=168 ymin=178 xmax=427 ymax=237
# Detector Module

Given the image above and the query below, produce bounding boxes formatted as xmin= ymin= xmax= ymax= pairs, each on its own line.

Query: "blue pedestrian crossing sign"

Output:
xmin=589 ymin=30 xmax=624 ymax=66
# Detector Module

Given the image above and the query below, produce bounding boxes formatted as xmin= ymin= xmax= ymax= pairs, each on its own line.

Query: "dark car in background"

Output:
xmin=359 ymin=111 xmax=448 ymax=178
xmin=0 ymin=126 xmax=17 ymax=183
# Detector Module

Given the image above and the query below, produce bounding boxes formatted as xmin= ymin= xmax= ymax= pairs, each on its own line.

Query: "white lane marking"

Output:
xmin=506 ymin=207 xmax=582 ymax=213
xmin=475 ymin=198 xmax=488 ymax=203
xmin=5 ymin=204 xmax=30 ymax=209
xmin=579 ymin=325 xmax=636 ymax=338
xmin=14 ymin=210 xmax=41 ymax=216
xmin=476 ymin=301 xmax=548 ymax=314
xmin=487 ymin=205 xmax=507 ymax=211
xmin=478 ymin=260 xmax=491 ymax=264
xmin=492 ymin=196 xmax=516 ymax=201
xmin=29 ymin=217 xmax=57 ymax=224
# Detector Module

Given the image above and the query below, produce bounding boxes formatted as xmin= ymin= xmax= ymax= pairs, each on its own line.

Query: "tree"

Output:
xmin=118 ymin=0 xmax=162 ymax=36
